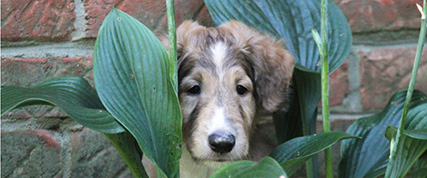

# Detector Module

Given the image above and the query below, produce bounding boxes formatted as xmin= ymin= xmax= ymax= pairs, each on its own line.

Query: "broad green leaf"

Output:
xmin=413 ymin=168 xmax=427 ymax=178
xmin=204 ymin=0 xmax=351 ymax=73
xmin=105 ymin=132 xmax=148 ymax=178
xmin=273 ymin=69 xmax=320 ymax=144
xmin=285 ymin=68 xmax=321 ymax=176
xmin=270 ymin=132 xmax=357 ymax=176
xmin=272 ymin=93 xmax=303 ymax=143
xmin=386 ymin=128 xmax=427 ymax=141
xmin=210 ymin=157 xmax=287 ymax=178
xmin=401 ymin=129 xmax=427 ymax=140
xmin=339 ymin=90 xmax=427 ymax=178
xmin=384 ymin=127 xmax=427 ymax=178
xmin=384 ymin=102 xmax=427 ymax=178
xmin=413 ymin=152 xmax=427 ymax=178
xmin=93 ymin=9 xmax=182 ymax=178
xmin=0 ymin=77 xmax=125 ymax=134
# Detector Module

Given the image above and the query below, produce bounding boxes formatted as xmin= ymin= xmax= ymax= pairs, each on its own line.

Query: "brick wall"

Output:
xmin=1 ymin=0 xmax=426 ymax=177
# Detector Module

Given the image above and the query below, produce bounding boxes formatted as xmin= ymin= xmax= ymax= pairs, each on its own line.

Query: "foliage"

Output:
xmin=1 ymin=0 xmax=426 ymax=178
xmin=1 ymin=77 xmax=124 ymax=134
xmin=385 ymin=1 xmax=427 ymax=177
xmin=339 ymin=90 xmax=427 ymax=178
xmin=93 ymin=8 xmax=182 ymax=178
xmin=210 ymin=157 xmax=287 ymax=178
xmin=271 ymin=132 xmax=358 ymax=176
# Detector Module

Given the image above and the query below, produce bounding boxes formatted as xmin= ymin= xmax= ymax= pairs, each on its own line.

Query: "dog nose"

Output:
xmin=208 ymin=132 xmax=235 ymax=154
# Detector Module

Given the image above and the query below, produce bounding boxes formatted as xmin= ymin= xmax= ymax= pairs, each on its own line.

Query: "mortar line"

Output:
xmin=1 ymin=41 xmax=95 ymax=59
xmin=316 ymin=113 xmax=374 ymax=121
xmin=352 ymin=42 xmax=426 ymax=50
xmin=71 ymin=0 xmax=88 ymax=41
xmin=59 ymin=131 xmax=72 ymax=178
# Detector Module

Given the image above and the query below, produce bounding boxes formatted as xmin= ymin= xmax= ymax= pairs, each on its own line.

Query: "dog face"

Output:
xmin=176 ymin=21 xmax=294 ymax=164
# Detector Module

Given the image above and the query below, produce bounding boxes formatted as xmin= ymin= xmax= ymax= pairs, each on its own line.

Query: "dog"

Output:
xmin=143 ymin=20 xmax=295 ymax=178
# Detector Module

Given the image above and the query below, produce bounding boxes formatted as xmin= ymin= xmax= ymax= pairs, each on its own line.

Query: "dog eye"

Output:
xmin=236 ymin=85 xmax=248 ymax=95
xmin=187 ymin=85 xmax=201 ymax=95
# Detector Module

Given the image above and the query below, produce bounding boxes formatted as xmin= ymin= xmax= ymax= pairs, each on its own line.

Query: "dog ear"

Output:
xmin=176 ymin=21 xmax=204 ymax=58
xmin=220 ymin=20 xmax=295 ymax=113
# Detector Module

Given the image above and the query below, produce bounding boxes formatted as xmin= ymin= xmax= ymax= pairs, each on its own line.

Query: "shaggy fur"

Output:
xmin=143 ymin=20 xmax=295 ymax=178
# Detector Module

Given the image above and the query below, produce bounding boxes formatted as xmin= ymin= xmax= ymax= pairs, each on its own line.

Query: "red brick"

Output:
xmin=1 ymin=56 xmax=94 ymax=87
xmin=84 ymin=0 xmax=165 ymax=37
xmin=83 ymin=0 xmax=214 ymax=37
xmin=69 ymin=128 xmax=129 ymax=177
xmin=359 ymin=46 xmax=427 ymax=110
xmin=330 ymin=61 xmax=349 ymax=106
xmin=1 ymin=0 xmax=75 ymax=42
xmin=335 ymin=0 xmax=423 ymax=33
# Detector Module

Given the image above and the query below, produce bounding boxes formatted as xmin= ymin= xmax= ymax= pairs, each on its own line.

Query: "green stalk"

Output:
xmin=385 ymin=1 xmax=426 ymax=177
xmin=166 ymin=0 xmax=178 ymax=91
xmin=320 ymin=0 xmax=333 ymax=177
xmin=105 ymin=133 xmax=149 ymax=178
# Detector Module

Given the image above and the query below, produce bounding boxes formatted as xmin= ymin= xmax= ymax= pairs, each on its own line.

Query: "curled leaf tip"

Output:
xmin=416 ymin=3 xmax=425 ymax=19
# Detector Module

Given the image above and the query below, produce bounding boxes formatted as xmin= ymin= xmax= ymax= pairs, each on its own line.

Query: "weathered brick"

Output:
xmin=330 ymin=61 xmax=349 ymax=106
xmin=1 ymin=130 xmax=62 ymax=177
xmin=1 ymin=56 xmax=94 ymax=87
xmin=83 ymin=0 xmax=214 ymax=37
xmin=70 ymin=128 xmax=130 ymax=177
xmin=335 ymin=0 xmax=422 ymax=33
xmin=1 ymin=0 xmax=75 ymax=42
xmin=359 ymin=46 xmax=427 ymax=110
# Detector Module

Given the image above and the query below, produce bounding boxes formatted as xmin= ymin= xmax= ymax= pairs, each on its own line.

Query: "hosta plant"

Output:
xmin=2 ymin=0 xmax=426 ymax=178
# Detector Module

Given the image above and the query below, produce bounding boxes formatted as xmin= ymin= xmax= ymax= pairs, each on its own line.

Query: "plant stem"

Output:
xmin=320 ymin=0 xmax=333 ymax=177
xmin=385 ymin=1 xmax=426 ymax=177
xmin=105 ymin=133 xmax=149 ymax=178
xmin=166 ymin=0 xmax=178 ymax=91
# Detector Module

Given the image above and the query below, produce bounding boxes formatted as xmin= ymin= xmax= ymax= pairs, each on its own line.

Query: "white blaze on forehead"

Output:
xmin=208 ymin=107 xmax=234 ymax=134
xmin=210 ymin=42 xmax=228 ymax=68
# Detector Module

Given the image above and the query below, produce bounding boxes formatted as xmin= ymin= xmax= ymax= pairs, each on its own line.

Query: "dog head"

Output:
xmin=177 ymin=20 xmax=294 ymax=164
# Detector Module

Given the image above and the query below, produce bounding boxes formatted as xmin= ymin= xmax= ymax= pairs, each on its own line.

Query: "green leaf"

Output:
xmin=273 ymin=69 xmax=321 ymax=144
xmin=0 ymin=77 xmax=125 ymax=134
xmin=338 ymin=90 xmax=427 ymax=178
xmin=291 ymin=69 xmax=322 ymax=176
xmin=384 ymin=102 xmax=427 ymax=178
xmin=105 ymin=132 xmax=148 ymax=178
xmin=93 ymin=9 xmax=182 ymax=178
xmin=204 ymin=0 xmax=351 ymax=73
xmin=210 ymin=157 xmax=287 ymax=178
xmin=412 ymin=152 xmax=427 ymax=178
xmin=386 ymin=127 xmax=427 ymax=141
xmin=270 ymin=132 xmax=358 ymax=176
